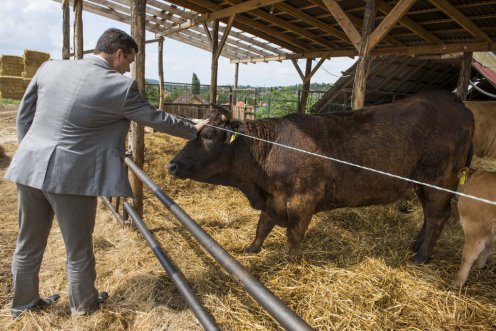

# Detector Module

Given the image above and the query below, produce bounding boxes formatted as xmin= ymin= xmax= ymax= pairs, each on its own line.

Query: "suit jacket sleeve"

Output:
xmin=16 ymin=68 xmax=41 ymax=142
xmin=122 ymin=80 xmax=197 ymax=140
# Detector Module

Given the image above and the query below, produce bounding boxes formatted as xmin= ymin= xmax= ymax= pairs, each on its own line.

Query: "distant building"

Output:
xmin=172 ymin=93 xmax=209 ymax=105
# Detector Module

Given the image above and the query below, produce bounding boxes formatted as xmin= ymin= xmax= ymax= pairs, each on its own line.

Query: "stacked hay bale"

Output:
xmin=22 ymin=50 xmax=50 ymax=79
xmin=0 ymin=55 xmax=24 ymax=76
xmin=0 ymin=49 xmax=49 ymax=100
xmin=0 ymin=55 xmax=25 ymax=99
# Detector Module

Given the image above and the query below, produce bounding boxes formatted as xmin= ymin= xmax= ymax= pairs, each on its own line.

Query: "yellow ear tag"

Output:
xmin=229 ymin=132 xmax=237 ymax=144
xmin=459 ymin=169 xmax=467 ymax=185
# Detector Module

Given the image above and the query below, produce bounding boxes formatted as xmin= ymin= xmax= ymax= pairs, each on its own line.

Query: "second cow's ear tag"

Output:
xmin=229 ymin=132 xmax=238 ymax=144
xmin=459 ymin=168 xmax=467 ymax=185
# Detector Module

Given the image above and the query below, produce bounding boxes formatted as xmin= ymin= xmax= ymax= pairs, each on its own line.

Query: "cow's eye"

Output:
xmin=201 ymin=131 xmax=216 ymax=140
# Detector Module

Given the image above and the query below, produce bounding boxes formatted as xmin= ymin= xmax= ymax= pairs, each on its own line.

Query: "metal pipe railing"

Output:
xmin=123 ymin=201 xmax=220 ymax=331
xmin=124 ymin=157 xmax=314 ymax=331
xmin=101 ymin=196 xmax=127 ymax=225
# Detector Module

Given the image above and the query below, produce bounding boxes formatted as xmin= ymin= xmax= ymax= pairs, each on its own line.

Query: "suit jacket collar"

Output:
xmin=87 ymin=55 xmax=113 ymax=71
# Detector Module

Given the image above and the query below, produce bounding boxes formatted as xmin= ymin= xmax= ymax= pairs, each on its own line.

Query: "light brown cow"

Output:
xmin=453 ymin=101 xmax=496 ymax=287
xmin=453 ymin=169 xmax=496 ymax=288
xmin=464 ymin=101 xmax=496 ymax=158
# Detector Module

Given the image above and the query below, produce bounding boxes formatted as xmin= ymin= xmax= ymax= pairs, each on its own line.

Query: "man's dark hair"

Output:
xmin=94 ymin=28 xmax=138 ymax=55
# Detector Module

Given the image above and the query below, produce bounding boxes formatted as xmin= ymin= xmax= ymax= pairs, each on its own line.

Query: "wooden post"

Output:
xmin=62 ymin=0 xmax=70 ymax=60
xmin=210 ymin=20 xmax=219 ymax=105
xmin=73 ymin=0 xmax=83 ymax=60
xmin=352 ymin=0 xmax=377 ymax=110
xmin=456 ymin=52 xmax=473 ymax=100
xmin=130 ymin=0 xmax=147 ymax=217
xmin=299 ymin=58 xmax=312 ymax=113
xmin=158 ymin=36 xmax=165 ymax=110
xmin=233 ymin=62 xmax=239 ymax=106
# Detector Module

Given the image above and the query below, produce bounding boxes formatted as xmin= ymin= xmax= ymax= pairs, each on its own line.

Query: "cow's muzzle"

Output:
xmin=168 ymin=161 xmax=179 ymax=176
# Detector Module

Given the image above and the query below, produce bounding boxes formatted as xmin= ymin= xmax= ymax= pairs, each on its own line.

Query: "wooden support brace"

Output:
xmin=366 ymin=0 xmax=417 ymax=53
xmin=321 ymin=0 xmax=361 ymax=50
xmin=456 ymin=52 xmax=473 ymax=101
xmin=214 ymin=15 xmax=235 ymax=63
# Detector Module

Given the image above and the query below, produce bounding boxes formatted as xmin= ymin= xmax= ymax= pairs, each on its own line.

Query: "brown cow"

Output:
xmin=453 ymin=170 xmax=496 ymax=288
xmin=169 ymin=91 xmax=474 ymax=263
xmin=464 ymin=101 xmax=496 ymax=158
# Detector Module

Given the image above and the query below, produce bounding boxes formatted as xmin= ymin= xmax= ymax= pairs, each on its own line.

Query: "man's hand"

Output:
xmin=194 ymin=118 xmax=210 ymax=132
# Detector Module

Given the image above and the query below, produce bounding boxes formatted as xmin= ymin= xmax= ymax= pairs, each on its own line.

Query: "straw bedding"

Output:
xmin=1 ymin=129 xmax=496 ymax=330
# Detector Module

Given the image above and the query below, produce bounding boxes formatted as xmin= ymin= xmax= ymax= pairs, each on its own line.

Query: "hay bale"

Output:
xmin=0 ymin=76 xmax=25 ymax=99
xmin=0 ymin=55 xmax=24 ymax=76
xmin=22 ymin=78 xmax=31 ymax=90
xmin=22 ymin=49 xmax=50 ymax=78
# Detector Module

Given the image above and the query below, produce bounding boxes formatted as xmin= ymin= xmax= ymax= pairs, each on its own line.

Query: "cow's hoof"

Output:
xmin=286 ymin=253 xmax=301 ymax=264
xmin=244 ymin=245 xmax=261 ymax=254
xmin=410 ymin=253 xmax=430 ymax=264
xmin=411 ymin=240 xmax=422 ymax=252
xmin=451 ymin=280 xmax=464 ymax=289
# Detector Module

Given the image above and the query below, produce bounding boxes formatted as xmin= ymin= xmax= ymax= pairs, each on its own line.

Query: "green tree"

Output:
xmin=191 ymin=73 xmax=200 ymax=95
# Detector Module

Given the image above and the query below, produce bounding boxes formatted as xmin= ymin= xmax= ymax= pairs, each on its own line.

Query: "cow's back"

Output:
xmin=264 ymin=91 xmax=474 ymax=209
xmin=464 ymin=101 xmax=496 ymax=158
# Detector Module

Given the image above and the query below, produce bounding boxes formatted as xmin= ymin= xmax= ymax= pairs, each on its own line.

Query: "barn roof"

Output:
xmin=53 ymin=0 xmax=496 ymax=63
xmin=311 ymin=51 xmax=496 ymax=112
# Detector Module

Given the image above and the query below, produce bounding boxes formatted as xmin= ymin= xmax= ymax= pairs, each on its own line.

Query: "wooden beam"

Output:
xmin=321 ymin=0 xmax=361 ymax=50
xmin=429 ymin=0 xmax=492 ymax=42
xmin=299 ymin=58 xmax=312 ymax=113
xmin=291 ymin=59 xmax=305 ymax=81
xmin=62 ymin=0 xmax=70 ymax=60
xmin=158 ymin=36 xmax=165 ymax=110
xmin=202 ymin=22 xmax=212 ymax=46
xmin=366 ymin=0 xmax=416 ymax=52
xmin=377 ymin=0 xmax=442 ymax=44
xmin=352 ymin=0 xmax=376 ymax=110
xmin=230 ymin=42 xmax=496 ymax=63
xmin=214 ymin=15 xmax=235 ymax=63
xmin=164 ymin=0 xmax=284 ymax=36
xmin=274 ymin=2 xmax=349 ymax=44
xmin=224 ymin=0 xmax=335 ymax=49
xmin=304 ymin=57 xmax=327 ymax=84
xmin=456 ymin=52 xmax=473 ymax=100
xmin=61 ymin=0 xmax=267 ymax=60
xmin=73 ymin=0 xmax=83 ymax=59
xmin=130 ymin=0 xmax=147 ymax=217
xmin=210 ymin=20 xmax=219 ymax=104
xmin=167 ymin=0 xmax=305 ymax=52
xmin=233 ymin=62 xmax=239 ymax=105
xmin=308 ymin=0 xmax=403 ymax=47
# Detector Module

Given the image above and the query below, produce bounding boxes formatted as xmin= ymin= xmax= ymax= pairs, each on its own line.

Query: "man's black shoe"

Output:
xmin=97 ymin=291 xmax=109 ymax=303
xmin=12 ymin=294 xmax=60 ymax=318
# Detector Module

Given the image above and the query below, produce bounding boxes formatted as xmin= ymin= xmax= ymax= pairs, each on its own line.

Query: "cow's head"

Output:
xmin=168 ymin=106 xmax=243 ymax=184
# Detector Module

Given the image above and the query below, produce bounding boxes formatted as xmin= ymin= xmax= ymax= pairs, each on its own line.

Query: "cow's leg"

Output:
xmin=412 ymin=185 xmax=427 ymax=252
xmin=245 ymin=211 xmax=275 ymax=254
xmin=453 ymin=233 xmax=487 ymax=288
xmin=473 ymin=241 xmax=494 ymax=269
xmin=412 ymin=188 xmax=453 ymax=263
xmin=285 ymin=194 xmax=316 ymax=263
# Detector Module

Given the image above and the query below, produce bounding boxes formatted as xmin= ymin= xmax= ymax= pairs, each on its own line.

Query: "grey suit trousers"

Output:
xmin=12 ymin=184 xmax=98 ymax=315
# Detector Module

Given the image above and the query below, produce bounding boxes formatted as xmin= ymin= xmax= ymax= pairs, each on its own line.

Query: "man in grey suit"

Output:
xmin=5 ymin=28 xmax=209 ymax=317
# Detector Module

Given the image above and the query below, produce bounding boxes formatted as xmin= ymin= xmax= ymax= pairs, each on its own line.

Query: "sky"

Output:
xmin=0 ymin=0 xmax=356 ymax=86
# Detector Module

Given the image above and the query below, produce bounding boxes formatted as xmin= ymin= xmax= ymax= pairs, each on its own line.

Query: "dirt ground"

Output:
xmin=2 ymin=103 xmax=496 ymax=330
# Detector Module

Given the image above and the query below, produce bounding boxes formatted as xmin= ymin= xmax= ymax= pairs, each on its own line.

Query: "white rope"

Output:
xmin=183 ymin=116 xmax=496 ymax=207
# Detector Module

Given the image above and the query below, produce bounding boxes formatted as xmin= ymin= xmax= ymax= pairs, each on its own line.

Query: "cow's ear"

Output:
xmin=230 ymin=120 xmax=243 ymax=132
xmin=225 ymin=120 xmax=244 ymax=144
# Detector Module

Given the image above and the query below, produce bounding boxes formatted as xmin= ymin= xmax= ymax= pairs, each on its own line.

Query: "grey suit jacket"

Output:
xmin=5 ymin=56 xmax=197 ymax=197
